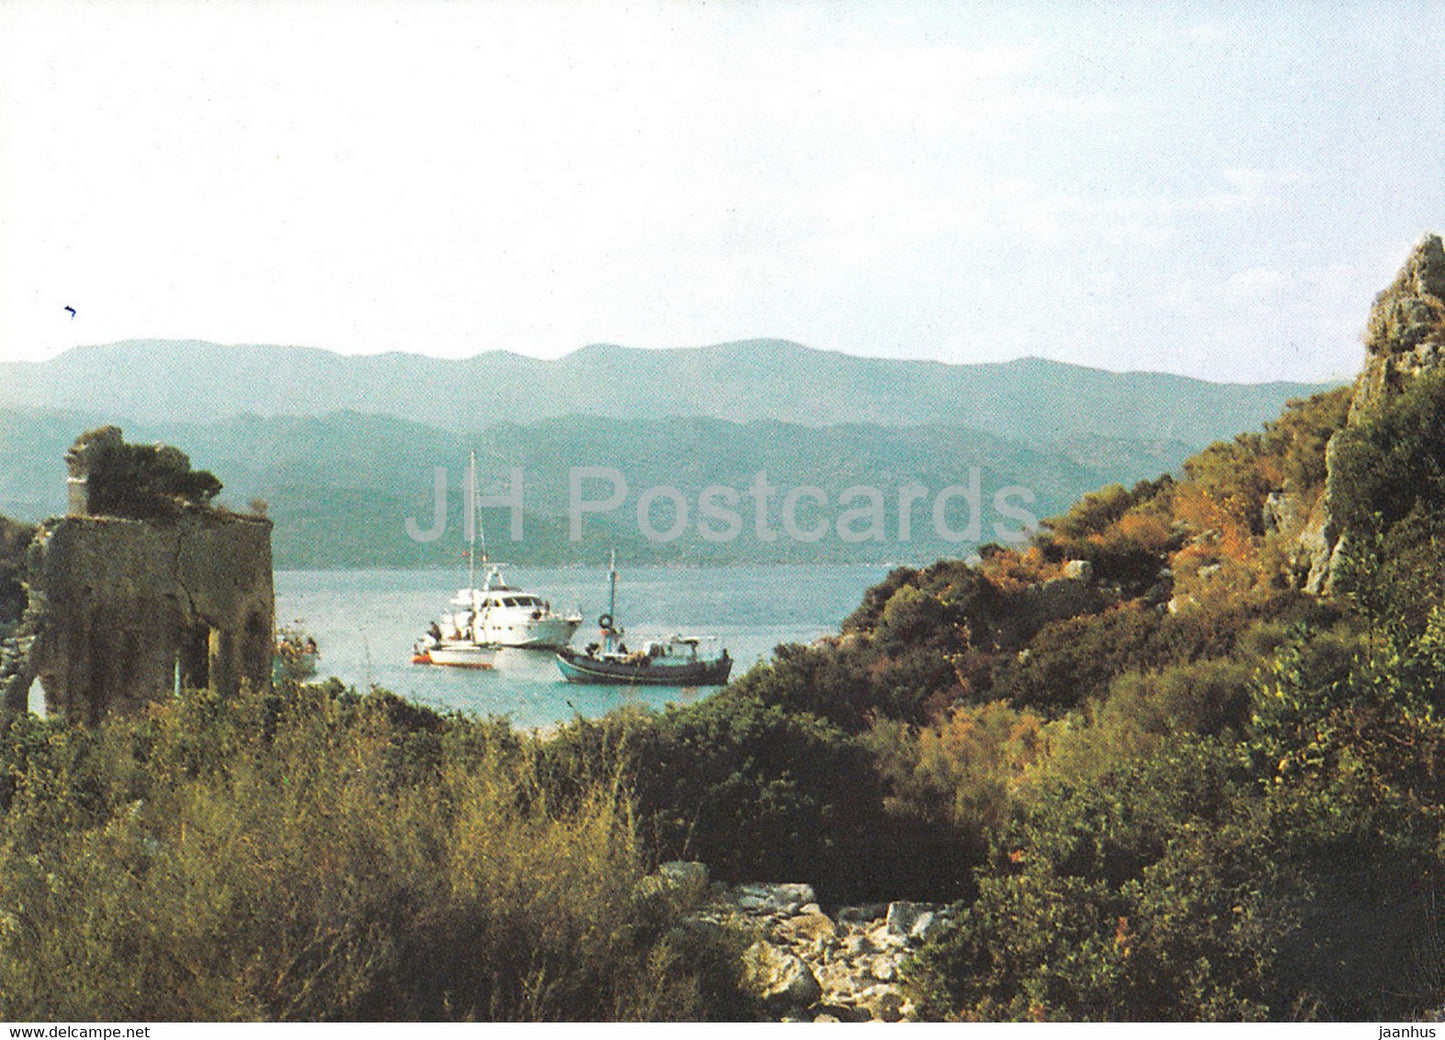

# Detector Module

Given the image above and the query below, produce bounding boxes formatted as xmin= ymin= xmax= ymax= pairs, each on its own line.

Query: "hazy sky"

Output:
xmin=0 ymin=0 xmax=1440 ymax=382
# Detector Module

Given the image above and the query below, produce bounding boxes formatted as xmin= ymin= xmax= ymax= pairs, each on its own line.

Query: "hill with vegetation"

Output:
xmin=0 ymin=408 xmax=1194 ymax=566
xmin=0 ymin=236 xmax=1439 ymax=1021
xmin=0 ymin=339 xmax=1333 ymax=568
xmin=0 ymin=339 xmax=1327 ymax=447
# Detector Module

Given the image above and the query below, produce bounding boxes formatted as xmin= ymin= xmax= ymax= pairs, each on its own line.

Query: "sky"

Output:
xmin=0 ymin=0 xmax=1440 ymax=384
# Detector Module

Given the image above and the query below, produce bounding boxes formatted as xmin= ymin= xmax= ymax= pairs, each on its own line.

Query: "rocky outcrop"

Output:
xmin=1013 ymin=573 xmax=1106 ymax=635
xmin=660 ymin=865 xmax=953 ymax=1022
xmin=1356 ymin=233 xmax=1445 ymax=414
xmin=1291 ymin=234 xmax=1445 ymax=594
xmin=742 ymin=942 xmax=823 ymax=1012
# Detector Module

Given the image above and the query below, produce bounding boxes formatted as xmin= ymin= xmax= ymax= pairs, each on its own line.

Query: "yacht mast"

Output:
xmin=467 ymin=450 xmax=477 ymax=593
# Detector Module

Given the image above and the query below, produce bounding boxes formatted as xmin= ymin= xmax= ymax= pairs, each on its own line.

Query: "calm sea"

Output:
xmin=274 ymin=564 xmax=893 ymax=729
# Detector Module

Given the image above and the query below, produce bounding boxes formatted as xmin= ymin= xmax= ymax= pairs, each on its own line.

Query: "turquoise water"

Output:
xmin=274 ymin=564 xmax=892 ymax=729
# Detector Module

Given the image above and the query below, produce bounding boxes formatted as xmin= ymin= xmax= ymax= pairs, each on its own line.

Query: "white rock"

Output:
xmin=735 ymin=882 xmax=815 ymax=915
xmin=837 ymin=903 xmax=889 ymax=923
xmin=743 ymin=942 xmax=822 ymax=1010
xmin=885 ymin=900 xmax=928 ymax=937
xmin=870 ymin=956 xmax=899 ymax=982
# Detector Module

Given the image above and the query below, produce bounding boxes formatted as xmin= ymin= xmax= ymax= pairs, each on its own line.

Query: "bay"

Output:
xmin=274 ymin=563 xmax=894 ymax=729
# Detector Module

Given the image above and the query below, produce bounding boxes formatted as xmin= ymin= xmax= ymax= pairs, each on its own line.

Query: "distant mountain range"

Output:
xmin=0 ymin=339 xmax=1328 ymax=447
xmin=0 ymin=409 xmax=1195 ymax=567
xmin=0 ymin=339 xmax=1335 ymax=567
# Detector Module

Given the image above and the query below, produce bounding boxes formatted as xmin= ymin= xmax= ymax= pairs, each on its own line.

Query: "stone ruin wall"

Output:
xmin=0 ymin=430 xmax=274 ymax=723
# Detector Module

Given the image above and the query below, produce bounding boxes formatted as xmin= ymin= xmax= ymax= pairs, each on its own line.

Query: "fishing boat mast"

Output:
xmin=607 ymin=549 xmax=618 ymax=623
xmin=601 ymin=549 xmax=621 ymax=653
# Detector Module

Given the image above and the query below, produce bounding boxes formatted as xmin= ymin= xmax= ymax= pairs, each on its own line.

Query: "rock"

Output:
xmin=1294 ymin=235 xmax=1445 ymax=593
xmin=775 ymin=910 xmax=837 ymax=946
xmin=855 ymin=983 xmax=908 ymax=1022
xmin=836 ymin=903 xmax=888 ymax=924
xmin=734 ymin=882 xmax=815 ymax=915
xmin=870 ymin=920 xmax=907 ymax=949
xmin=1365 ymin=233 xmax=1445 ymax=359
xmin=1062 ymin=558 xmax=1092 ymax=581
xmin=814 ymin=959 xmax=847 ymax=988
xmin=1263 ymin=490 xmax=1308 ymax=536
xmin=742 ymin=941 xmax=822 ymax=1011
xmin=679 ymin=873 xmax=954 ymax=1021
xmin=885 ymin=901 xmax=931 ymax=938
xmin=909 ymin=909 xmax=945 ymax=943
xmin=1017 ymin=575 xmax=1102 ymax=634
xmin=1296 ymin=493 xmax=1338 ymax=594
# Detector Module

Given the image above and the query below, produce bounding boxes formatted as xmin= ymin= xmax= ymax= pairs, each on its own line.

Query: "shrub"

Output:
xmin=865 ymin=702 xmax=1047 ymax=841
xmin=0 ymin=683 xmax=745 ymax=1021
xmin=1096 ymin=658 xmax=1256 ymax=740
xmin=904 ymin=740 xmax=1288 ymax=1021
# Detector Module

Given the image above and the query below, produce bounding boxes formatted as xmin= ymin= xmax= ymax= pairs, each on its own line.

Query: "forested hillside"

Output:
xmin=0 ymin=409 xmax=1192 ymax=566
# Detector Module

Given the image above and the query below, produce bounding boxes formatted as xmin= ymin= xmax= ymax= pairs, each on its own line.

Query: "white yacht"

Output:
xmin=435 ymin=564 xmax=581 ymax=650
xmin=411 ymin=452 xmax=580 ymax=665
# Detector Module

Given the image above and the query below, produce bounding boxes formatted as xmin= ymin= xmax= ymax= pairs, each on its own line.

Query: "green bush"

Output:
xmin=1044 ymin=484 xmax=1137 ymax=541
xmin=539 ymin=693 xmax=977 ymax=904
xmin=904 ymin=740 xmax=1290 ymax=1021
xmin=1096 ymin=657 xmax=1256 ymax=740
xmin=0 ymin=683 xmax=746 ymax=1021
xmin=72 ymin=426 xmax=223 ymax=520
xmin=1261 ymin=387 xmax=1351 ymax=494
xmin=1329 ymin=369 xmax=1445 ymax=630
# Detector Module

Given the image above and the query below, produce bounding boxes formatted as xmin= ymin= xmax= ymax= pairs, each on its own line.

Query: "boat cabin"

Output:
xmin=449 ymin=589 xmax=550 ymax=611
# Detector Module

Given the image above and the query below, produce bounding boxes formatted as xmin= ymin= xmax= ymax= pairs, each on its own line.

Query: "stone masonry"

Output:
xmin=0 ymin=428 xmax=273 ymax=722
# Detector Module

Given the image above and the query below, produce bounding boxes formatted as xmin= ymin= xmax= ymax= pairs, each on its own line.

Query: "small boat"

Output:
xmin=273 ymin=622 xmax=319 ymax=681
xmin=412 ymin=638 xmax=495 ymax=669
xmin=555 ymin=553 xmax=732 ymax=687
xmin=556 ymin=636 xmax=732 ymax=686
